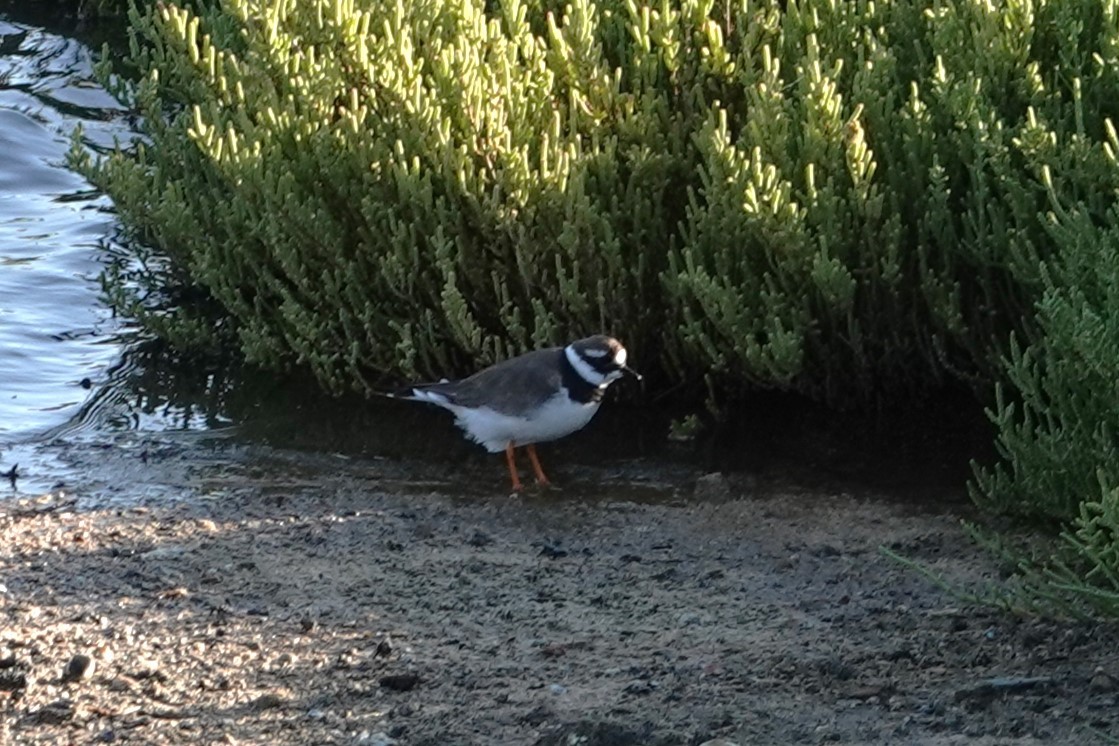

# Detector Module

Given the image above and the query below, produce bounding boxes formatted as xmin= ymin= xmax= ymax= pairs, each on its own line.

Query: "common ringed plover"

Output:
xmin=390 ymin=335 xmax=640 ymax=491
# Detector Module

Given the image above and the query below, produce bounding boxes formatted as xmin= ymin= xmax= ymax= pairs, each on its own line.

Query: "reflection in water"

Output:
xmin=0 ymin=11 xmax=131 ymax=445
xmin=62 ymin=341 xmax=237 ymax=435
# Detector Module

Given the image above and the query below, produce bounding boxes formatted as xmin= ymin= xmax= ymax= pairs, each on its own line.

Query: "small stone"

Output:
xmin=375 ymin=639 xmax=393 ymax=658
xmin=954 ymin=676 xmax=1053 ymax=702
xmin=623 ymin=679 xmax=657 ymax=695
xmin=300 ymin=617 xmax=316 ymax=633
xmin=390 ymin=703 xmax=415 ymax=718
xmin=677 ymin=611 xmax=709 ymax=627
xmin=538 ymin=545 xmax=567 ymax=559
xmin=248 ymin=693 xmax=286 ymax=711
xmin=693 ymin=472 xmax=732 ymax=502
xmin=144 ymin=678 xmax=170 ymax=701
xmin=843 ymin=683 xmax=890 ymax=700
xmin=141 ymin=546 xmax=186 ymax=561
xmin=380 ymin=673 xmax=420 ymax=692
xmin=61 ymin=653 xmax=94 ymax=683
xmin=520 ymin=703 xmax=553 ymax=725
xmin=273 ymin=653 xmax=296 ymax=668
xmin=107 ymin=675 xmax=140 ymax=693
xmin=0 ymin=667 xmax=27 ymax=692
xmin=467 ymin=531 xmax=493 ymax=547
xmin=1089 ymin=669 xmax=1115 ymax=692
xmin=128 ymin=658 xmax=163 ymax=680
xmin=32 ymin=699 xmax=74 ymax=724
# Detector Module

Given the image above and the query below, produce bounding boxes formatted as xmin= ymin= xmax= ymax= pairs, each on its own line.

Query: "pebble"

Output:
xmin=677 ymin=610 xmax=710 ymax=626
xmin=467 ymin=530 xmax=493 ymax=547
xmin=32 ymin=699 xmax=74 ymax=725
xmin=954 ymin=676 xmax=1054 ymax=702
xmin=380 ymin=673 xmax=420 ymax=692
xmin=843 ymin=683 xmax=890 ymax=700
xmin=144 ymin=678 xmax=170 ymax=701
xmin=128 ymin=658 xmax=163 ymax=680
xmin=389 ymin=703 xmax=415 ymax=718
xmin=0 ymin=667 xmax=28 ymax=692
xmin=622 ymin=679 xmax=658 ymax=695
xmin=1089 ymin=669 xmax=1115 ymax=692
xmin=249 ymin=693 xmax=287 ymax=711
xmin=520 ymin=704 xmax=553 ymax=725
xmin=273 ymin=652 xmax=297 ymax=668
xmin=141 ymin=546 xmax=186 ymax=561
xmin=107 ymin=675 xmax=140 ymax=693
xmin=693 ymin=472 xmax=731 ymax=502
xmin=61 ymin=653 xmax=94 ymax=683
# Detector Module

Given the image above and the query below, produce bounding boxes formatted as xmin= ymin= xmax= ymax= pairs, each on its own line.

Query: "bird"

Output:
xmin=388 ymin=335 xmax=641 ymax=491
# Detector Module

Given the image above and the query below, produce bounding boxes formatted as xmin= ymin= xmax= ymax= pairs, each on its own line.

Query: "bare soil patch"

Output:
xmin=1 ymin=436 xmax=1117 ymax=745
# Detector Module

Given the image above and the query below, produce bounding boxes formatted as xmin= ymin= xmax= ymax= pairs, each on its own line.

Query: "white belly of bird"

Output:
xmin=449 ymin=391 xmax=601 ymax=453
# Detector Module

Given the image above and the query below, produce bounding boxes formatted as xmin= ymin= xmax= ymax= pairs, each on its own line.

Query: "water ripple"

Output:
xmin=0 ymin=14 xmax=133 ymax=451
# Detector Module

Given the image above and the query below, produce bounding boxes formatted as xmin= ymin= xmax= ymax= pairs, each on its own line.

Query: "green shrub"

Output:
xmin=73 ymin=0 xmax=1119 ymax=403
xmin=669 ymin=0 xmax=1119 ymax=403
xmin=76 ymin=0 xmax=697 ymax=391
xmin=975 ymin=208 xmax=1119 ymax=524
xmin=970 ymin=185 xmax=1119 ymax=615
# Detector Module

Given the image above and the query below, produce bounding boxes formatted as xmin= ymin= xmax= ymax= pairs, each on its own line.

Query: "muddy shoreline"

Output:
xmin=1 ymin=435 xmax=1117 ymax=745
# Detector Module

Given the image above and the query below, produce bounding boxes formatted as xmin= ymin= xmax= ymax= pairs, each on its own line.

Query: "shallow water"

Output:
xmin=0 ymin=11 xmax=138 ymax=487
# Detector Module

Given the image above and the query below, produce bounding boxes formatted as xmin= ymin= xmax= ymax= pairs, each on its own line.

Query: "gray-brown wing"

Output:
xmin=419 ymin=347 xmax=565 ymax=414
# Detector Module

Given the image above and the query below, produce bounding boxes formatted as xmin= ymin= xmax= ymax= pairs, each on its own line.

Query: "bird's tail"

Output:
xmin=381 ymin=381 xmax=453 ymax=406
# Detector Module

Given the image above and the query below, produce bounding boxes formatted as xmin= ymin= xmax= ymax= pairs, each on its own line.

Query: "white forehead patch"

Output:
xmin=614 ymin=348 xmax=627 ymax=367
xmin=582 ymin=347 xmax=609 ymax=358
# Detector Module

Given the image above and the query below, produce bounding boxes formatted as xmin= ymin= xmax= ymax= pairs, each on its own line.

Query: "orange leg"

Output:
xmin=525 ymin=443 xmax=551 ymax=486
xmin=504 ymin=442 xmax=524 ymax=492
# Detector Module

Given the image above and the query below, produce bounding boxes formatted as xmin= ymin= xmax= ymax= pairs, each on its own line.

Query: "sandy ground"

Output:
xmin=1 ymin=431 xmax=1118 ymax=746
